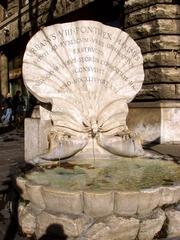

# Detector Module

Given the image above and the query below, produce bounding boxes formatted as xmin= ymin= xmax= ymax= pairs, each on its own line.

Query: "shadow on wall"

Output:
xmin=38 ymin=224 xmax=68 ymax=240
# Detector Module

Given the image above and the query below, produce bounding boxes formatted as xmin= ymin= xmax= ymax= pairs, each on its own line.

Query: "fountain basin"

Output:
xmin=16 ymin=157 xmax=180 ymax=239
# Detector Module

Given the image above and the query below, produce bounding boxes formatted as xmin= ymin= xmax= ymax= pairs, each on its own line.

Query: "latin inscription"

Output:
xmin=25 ymin=23 xmax=142 ymax=95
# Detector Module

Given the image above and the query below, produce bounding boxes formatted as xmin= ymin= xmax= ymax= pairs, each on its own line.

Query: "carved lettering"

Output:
xmin=23 ymin=21 xmax=144 ymax=104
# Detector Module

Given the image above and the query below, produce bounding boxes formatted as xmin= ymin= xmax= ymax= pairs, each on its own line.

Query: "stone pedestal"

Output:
xmin=25 ymin=105 xmax=52 ymax=161
xmin=16 ymin=172 xmax=180 ymax=240
xmin=128 ymin=101 xmax=180 ymax=144
xmin=0 ymin=52 xmax=9 ymax=97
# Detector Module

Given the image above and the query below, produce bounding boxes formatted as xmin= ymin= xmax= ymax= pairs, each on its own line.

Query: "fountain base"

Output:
xmin=16 ymin=156 xmax=180 ymax=239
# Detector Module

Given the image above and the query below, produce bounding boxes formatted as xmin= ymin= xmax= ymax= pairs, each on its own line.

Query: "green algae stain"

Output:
xmin=25 ymin=157 xmax=180 ymax=192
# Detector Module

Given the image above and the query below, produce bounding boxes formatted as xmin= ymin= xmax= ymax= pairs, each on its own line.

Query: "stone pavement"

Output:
xmin=151 ymin=144 xmax=180 ymax=161
xmin=0 ymin=126 xmax=180 ymax=240
xmin=0 ymin=127 xmax=26 ymax=240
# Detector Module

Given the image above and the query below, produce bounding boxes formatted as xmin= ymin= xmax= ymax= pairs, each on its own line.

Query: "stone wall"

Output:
xmin=0 ymin=5 xmax=5 ymax=22
xmin=7 ymin=0 xmax=19 ymax=17
xmin=0 ymin=0 xmax=95 ymax=46
xmin=128 ymin=101 xmax=180 ymax=144
xmin=124 ymin=0 xmax=180 ymax=100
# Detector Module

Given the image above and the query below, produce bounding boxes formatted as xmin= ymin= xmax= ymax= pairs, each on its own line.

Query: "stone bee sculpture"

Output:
xmin=23 ymin=20 xmax=144 ymax=163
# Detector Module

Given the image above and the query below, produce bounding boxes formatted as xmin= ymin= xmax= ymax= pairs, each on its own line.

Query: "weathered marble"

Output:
xmin=126 ymin=19 xmax=180 ymax=40
xmin=137 ymin=36 xmax=180 ymax=53
xmin=144 ymin=68 xmax=180 ymax=84
xmin=18 ymin=178 xmax=180 ymax=240
xmin=25 ymin=182 xmax=45 ymax=210
xmin=137 ymin=188 xmax=161 ymax=216
xmin=36 ymin=211 xmax=92 ymax=239
xmin=125 ymin=4 xmax=180 ymax=27
xmin=42 ymin=187 xmax=83 ymax=215
xmin=173 ymin=186 xmax=180 ymax=202
xmin=114 ymin=191 xmax=139 ymax=216
xmin=84 ymin=215 xmax=139 ymax=240
xmin=166 ymin=208 xmax=180 ymax=238
xmin=25 ymin=118 xmax=52 ymax=161
xmin=138 ymin=208 xmax=166 ymax=240
xmin=18 ymin=203 xmax=37 ymax=238
xmin=18 ymin=13 xmax=180 ymax=240
xmin=83 ymin=191 xmax=114 ymax=217
xmin=160 ymin=106 xmax=180 ymax=143
xmin=16 ymin=177 xmax=29 ymax=200
xmin=159 ymin=187 xmax=178 ymax=206
xmin=128 ymin=101 xmax=180 ymax=144
xmin=23 ymin=20 xmax=144 ymax=163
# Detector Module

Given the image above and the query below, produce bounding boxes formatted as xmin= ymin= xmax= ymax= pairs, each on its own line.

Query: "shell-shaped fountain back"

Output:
xmin=23 ymin=21 xmax=144 ymax=128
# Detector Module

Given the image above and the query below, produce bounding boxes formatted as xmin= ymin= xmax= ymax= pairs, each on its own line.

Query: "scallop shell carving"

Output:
xmin=23 ymin=20 xmax=144 ymax=161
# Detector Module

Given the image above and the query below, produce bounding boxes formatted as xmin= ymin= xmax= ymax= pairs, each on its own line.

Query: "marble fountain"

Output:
xmin=16 ymin=21 xmax=180 ymax=239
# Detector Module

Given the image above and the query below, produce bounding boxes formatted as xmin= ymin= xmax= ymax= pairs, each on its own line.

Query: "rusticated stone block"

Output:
xmin=175 ymin=84 xmax=180 ymax=95
xmin=126 ymin=19 xmax=180 ymax=39
xmin=114 ymin=191 xmax=139 ymax=216
xmin=141 ymin=84 xmax=180 ymax=99
xmin=137 ymin=188 xmax=161 ymax=216
xmin=138 ymin=208 xmax=165 ymax=240
xmin=83 ymin=191 xmax=114 ymax=218
xmin=137 ymin=36 xmax=180 ymax=53
xmin=160 ymin=105 xmax=180 ymax=143
xmin=173 ymin=185 xmax=180 ymax=202
xmin=125 ymin=0 xmax=178 ymax=13
xmin=159 ymin=187 xmax=177 ymax=206
xmin=42 ymin=187 xmax=83 ymax=215
xmin=36 ymin=211 xmax=92 ymax=238
xmin=144 ymin=68 xmax=180 ymax=84
xmin=54 ymin=0 xmax=94 ymax=18
xmin=0 ymin=0 xmax=95 ymax=45
xmin=25 ymin=182 xmax=45 ymax=210
xmin=125 ymin=4 xmax=180 ymax=27
xmin=84 ymin=215 xmax=139 ymax=240
xmin=84 ymin=222 xmax=111 ymax=240
xmin=159 ymin=84 xmax=179 ymax=99
xmin=143 ymin=51 xmax=180 ymax=68
xmin=16 ymin=177 xmax=29 ymax=200
xmin=166 ymin=208 xmax=180 ymax=237
xmin=105 ymin=215 xmax=139 ymax=240
xmin=18 ymin=203 xmax=36 ymax=237
xmin=25 ymin=118 xmax=51 ymax=161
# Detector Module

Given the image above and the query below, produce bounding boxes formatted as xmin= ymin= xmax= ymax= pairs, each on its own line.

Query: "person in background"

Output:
xmin=1 ymin=100 xmax=13 ymax=126
xmin=26 ymin=93 xmax=37 ymax=117
xmin=13 ymin=90 xmax=25 ymax=128
xmin=6 ymin=93 xmax=13 ymax=106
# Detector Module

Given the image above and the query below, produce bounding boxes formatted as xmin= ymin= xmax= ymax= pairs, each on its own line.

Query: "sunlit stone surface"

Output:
xmin=23 ymin=20 xmax=144 ymax=163
xmin=18 ymin=20 xmax=180 ymax=240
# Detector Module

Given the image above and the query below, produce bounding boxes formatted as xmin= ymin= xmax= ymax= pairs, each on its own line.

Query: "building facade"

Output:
xmin=0 ymin=0 xmax=179 ymax=143
xmin=124 ymin=0 xmax=180 ymax=143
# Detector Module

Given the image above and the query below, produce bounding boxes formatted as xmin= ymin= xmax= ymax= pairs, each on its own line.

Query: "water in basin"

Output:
xmin=25 ymin=157 xmax=180 ymax=192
